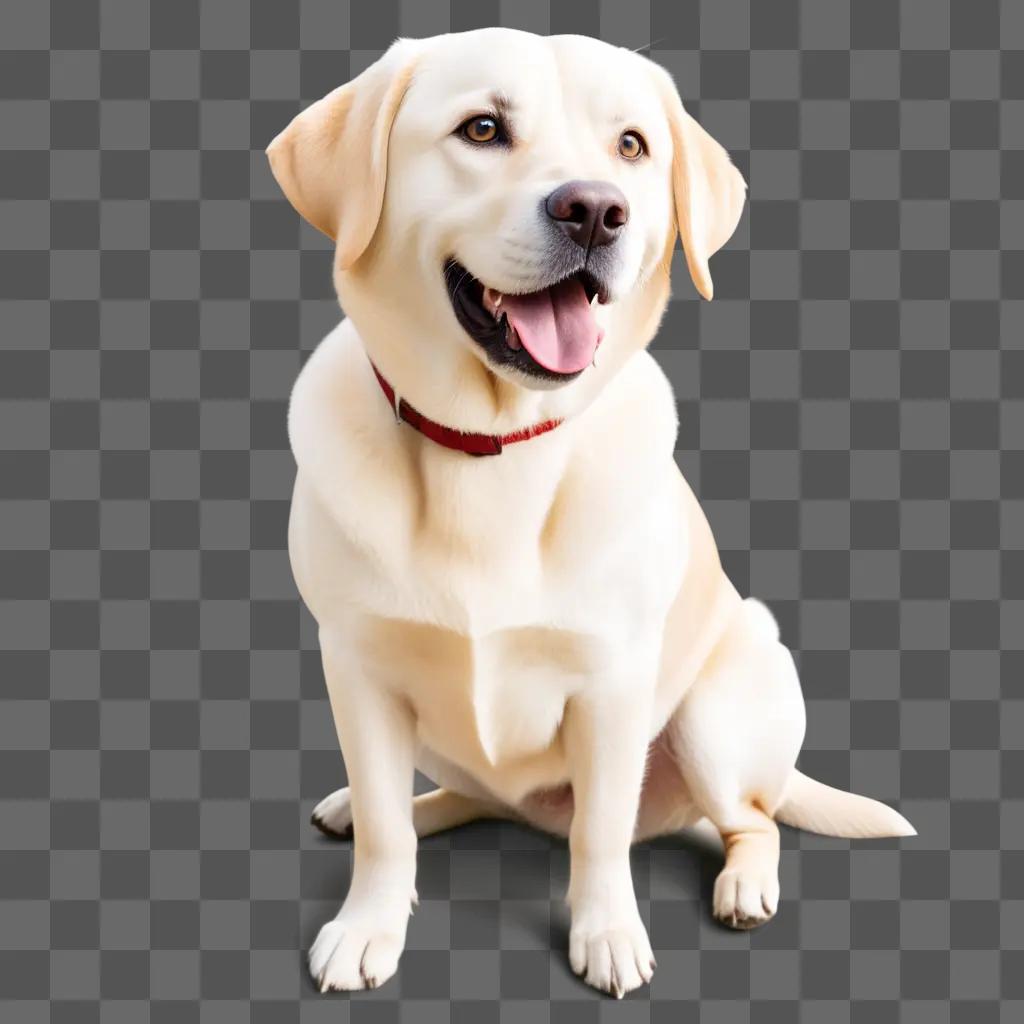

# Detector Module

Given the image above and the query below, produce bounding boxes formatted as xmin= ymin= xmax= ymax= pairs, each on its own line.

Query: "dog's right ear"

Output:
xmin=266 ymin=38 xmax=421 ymax=269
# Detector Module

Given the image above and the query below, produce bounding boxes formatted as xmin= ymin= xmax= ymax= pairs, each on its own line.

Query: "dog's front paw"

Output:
xmin=713 ymin=867 xmax=779 ymax=930
xmin=309 ymin=895 xmax=413 ymax=993
xmin=568 ymin=905 xmax=655 ymax=999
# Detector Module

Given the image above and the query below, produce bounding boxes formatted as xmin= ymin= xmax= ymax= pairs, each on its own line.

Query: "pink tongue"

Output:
xmin=500 ymin=278 xmax=603 ymax=374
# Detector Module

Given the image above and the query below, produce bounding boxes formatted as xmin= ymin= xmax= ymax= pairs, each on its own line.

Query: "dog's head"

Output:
xmin=268 ymin=29 xmax=745 ymax=415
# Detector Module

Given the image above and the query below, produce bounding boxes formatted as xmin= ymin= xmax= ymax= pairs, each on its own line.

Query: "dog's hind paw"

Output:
xmin=311 ymin=787 xmax=353 ymax=838
xmin=713 ymin=866 xmax=779 ymax=930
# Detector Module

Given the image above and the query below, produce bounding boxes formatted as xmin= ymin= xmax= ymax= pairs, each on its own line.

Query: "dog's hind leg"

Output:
xmin=312 ymin=786 xmax=504 ymax=839
xmin=666 ymin=597 xmax=805 ymax=930
xmin=709 ymin=806 xmax=782 ymax=928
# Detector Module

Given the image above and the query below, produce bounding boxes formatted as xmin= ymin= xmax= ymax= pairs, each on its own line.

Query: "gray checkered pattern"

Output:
xmin=0 ymin=0 xmax=1019 ymax=1018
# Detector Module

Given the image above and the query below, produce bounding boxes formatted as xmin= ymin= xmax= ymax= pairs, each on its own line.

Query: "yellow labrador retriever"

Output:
xmin=267 ymin=28 xmax=914 ymax=998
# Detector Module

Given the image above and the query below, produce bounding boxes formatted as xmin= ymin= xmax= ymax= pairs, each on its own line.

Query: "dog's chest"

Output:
xmin=290 ymin=428 xmax=682 ymax=787
xmin=351 ymin=614 xmax=608 ymax=775
xmin=290 ymin=466 xmax=648 ymax=787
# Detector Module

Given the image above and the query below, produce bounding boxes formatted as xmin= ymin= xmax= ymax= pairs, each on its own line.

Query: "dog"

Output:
xmin=267 ymin=28 xmax=915 ymax=998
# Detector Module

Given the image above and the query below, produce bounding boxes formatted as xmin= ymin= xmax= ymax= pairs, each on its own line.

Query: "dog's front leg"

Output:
xmin=563 ymin=686 xmax=655 ymax=998
xmin=308 ymin=632 xmax=418 ymax=993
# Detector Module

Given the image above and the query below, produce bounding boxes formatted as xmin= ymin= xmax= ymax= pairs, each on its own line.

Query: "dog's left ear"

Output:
xmin=266 ymin=38 xmax=421 ymax=269
xmin=650 ymin=62 xmax=747 ymax=300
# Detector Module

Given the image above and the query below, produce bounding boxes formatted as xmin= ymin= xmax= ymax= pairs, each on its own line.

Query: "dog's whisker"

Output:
xmin=629 ymin=36 xmax=666 ymax=53
xmin=504 ymin=260 xmax=549 ymax=272
xmin=452 ymin=268 xmax=473 ymax=299
xmin=504 ymin=238 xmax=545 ymax=252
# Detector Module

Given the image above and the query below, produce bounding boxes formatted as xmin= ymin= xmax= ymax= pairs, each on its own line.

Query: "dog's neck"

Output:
xmin=368 ymin=356 xmax=565 ymax=457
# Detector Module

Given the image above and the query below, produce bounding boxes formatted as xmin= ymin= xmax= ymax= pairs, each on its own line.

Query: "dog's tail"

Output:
xmin=775 ymin=770 xmax=916 ymax=839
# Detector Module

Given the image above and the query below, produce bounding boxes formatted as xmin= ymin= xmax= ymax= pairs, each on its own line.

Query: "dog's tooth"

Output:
xmin=483 ymin=287 xmax=504 ymax=318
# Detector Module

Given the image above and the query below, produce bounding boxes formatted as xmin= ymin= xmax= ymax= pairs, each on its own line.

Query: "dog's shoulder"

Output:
xmin=286 ymin=319 xmax=421 ymax=548
xmin=287 ymin=319 xmax=363 ymax=446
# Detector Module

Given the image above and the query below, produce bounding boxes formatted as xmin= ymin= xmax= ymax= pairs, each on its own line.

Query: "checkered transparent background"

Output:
xmin=1 ymin=0 xmax=1021 ymax=1019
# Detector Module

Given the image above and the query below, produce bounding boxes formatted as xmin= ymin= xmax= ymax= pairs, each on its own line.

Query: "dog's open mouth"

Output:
xmin=444 ymin=259 xmax=608 ymax=381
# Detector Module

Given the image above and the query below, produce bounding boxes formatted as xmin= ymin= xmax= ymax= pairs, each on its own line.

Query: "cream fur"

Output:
xmin=268 ymin=28 xmax=914 ymax=999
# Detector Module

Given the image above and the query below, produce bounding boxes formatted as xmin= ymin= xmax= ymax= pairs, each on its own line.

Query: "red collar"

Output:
xmin=369 ymin=358 xmax=564 ymax=457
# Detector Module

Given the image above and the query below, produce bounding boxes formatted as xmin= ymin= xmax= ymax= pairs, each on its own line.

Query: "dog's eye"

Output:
xmin=460 ymin=115 xmax=502 ymax=145
xmin=617 ymin=130 xmax=646 ymax=160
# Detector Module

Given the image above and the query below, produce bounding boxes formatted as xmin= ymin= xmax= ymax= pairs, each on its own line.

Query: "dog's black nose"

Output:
xmin=545 ymin=180 xmax=629 ymax=250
